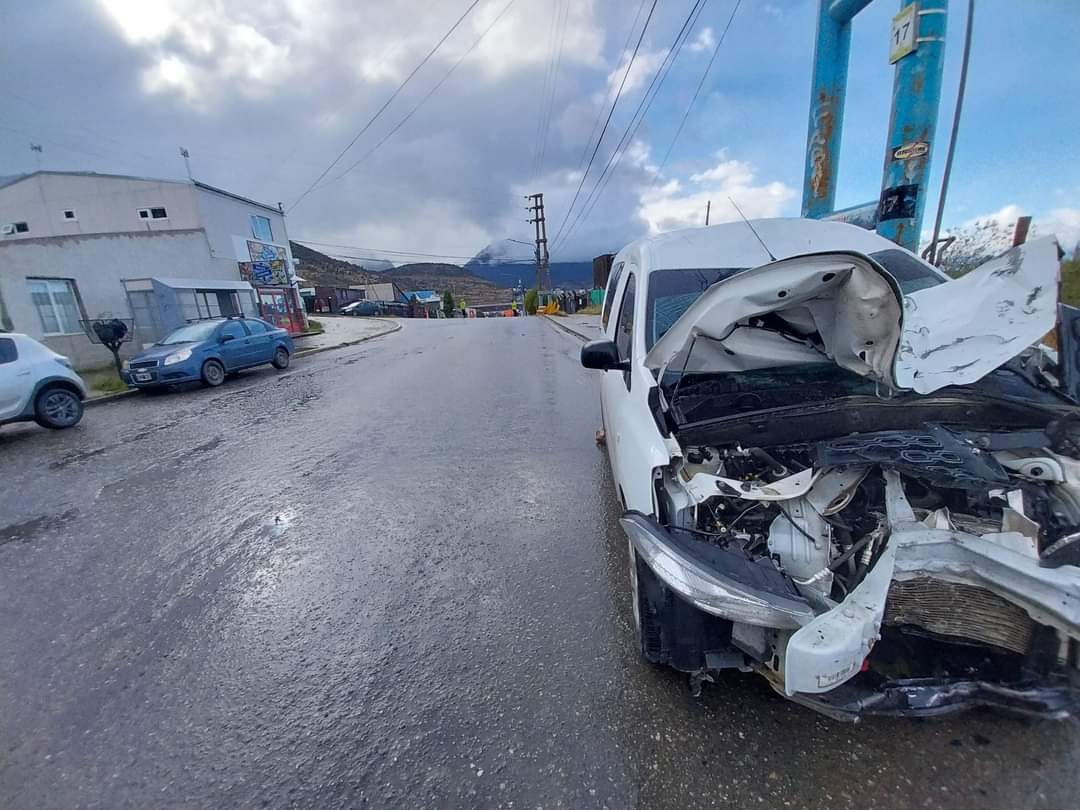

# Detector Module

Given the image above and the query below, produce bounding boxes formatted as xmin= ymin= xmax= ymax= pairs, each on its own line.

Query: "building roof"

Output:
xmin=404 ymin=290 xmax=439 ymax=303
xmin=0 ymin=171 xmax=283 ymax=214
xmin=192 ymin=181 xmax=281 ymax=214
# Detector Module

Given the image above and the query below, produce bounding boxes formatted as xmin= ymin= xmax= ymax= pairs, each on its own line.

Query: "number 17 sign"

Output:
xmin=889 ymin=2 xmax=918 ymax=64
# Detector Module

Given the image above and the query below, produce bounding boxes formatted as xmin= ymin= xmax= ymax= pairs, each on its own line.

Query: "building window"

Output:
xmin=250 ymin=215 xmax=273 ymax=242
xmin=27 ymin=278 xmax=84 ymax=336
xmin=14 ymin=222 xmax=29 ymax=233
xmin=62 ymin=209 xmax=77 ymax=221
xmin=137 ymin=207 xmax=168 ymax=220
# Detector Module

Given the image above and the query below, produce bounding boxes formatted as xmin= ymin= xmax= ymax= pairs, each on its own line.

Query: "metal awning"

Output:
xmin=150 ymin=277 xmax=255 ymax=292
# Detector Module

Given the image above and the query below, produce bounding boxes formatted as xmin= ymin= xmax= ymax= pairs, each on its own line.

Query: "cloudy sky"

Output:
xmin=2 ymin=0 xmax=1077 ymax=263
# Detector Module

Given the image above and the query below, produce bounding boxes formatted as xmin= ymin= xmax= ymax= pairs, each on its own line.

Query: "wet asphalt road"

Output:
xmin=1 ymin=317 xmax=1078 ymax=809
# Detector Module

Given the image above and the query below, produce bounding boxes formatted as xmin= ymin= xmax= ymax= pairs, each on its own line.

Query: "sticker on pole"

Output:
xmin=892 ymin=141 xmax=929 ymax=161
xmin=889 ymin=3 xmax=919 ymax=64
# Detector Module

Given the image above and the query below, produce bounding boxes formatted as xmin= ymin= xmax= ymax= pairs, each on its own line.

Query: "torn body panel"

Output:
xmin=645 ymin=237 xmax=1060 ymax=396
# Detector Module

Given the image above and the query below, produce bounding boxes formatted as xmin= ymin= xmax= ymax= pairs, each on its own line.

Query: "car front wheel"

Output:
xmin=272 ymin=347 xmax=290 ymax=370
xmin=34 ymin=386 xmax=83 ymax=429
xmin=201 ymin=359 xmax=225 ymax=387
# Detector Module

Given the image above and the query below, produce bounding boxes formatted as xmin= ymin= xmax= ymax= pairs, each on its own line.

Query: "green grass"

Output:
xmin=305 ymin=318 xmax=325 ymax=334
xmin=577 ymin=304 xmax=602 ymax=316
xmin=83 ymin=369 xmax=130 ymax=396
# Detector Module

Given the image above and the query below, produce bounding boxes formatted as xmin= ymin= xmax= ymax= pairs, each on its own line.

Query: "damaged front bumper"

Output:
xmin=620 ymin=486 xmax=1080 ymax=721
xmin=775 ymin=675 xmax=1078 ymax=721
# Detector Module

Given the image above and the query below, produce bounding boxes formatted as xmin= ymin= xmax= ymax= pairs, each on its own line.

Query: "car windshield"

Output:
xmin=158 ymin=321 xmax=221 ymax=345
xmin=645 ymin=252 xmax=944 ymax=351
xmin=646 ymin=268 xmax=746 ymax=350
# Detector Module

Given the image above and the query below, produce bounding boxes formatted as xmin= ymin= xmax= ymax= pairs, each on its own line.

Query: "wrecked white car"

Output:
xmin=582 ymin=218 xmax=1080 ymax=720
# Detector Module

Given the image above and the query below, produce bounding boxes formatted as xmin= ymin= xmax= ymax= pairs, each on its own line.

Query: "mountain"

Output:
xmin=465 ymin=239 xmax=593 ymax=289
xmin=342 ymin=256 xmax=395 ymax=273
xmin=290 ymin=242 xmax=380 ymax=287
xmin=381 ymin=262 xmax=512 ymax=306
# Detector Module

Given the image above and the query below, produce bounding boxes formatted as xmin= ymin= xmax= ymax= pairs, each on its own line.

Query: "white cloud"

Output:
xmin=1042 ymin=207 xmax=1080 ymax=250
xmin=639 ymin=154 xmax=796 ymax=234
xmin=688 ymin=26 xmax=715 ymax=53
xmin=606 ymin=47 xmax=668 ymax=101
xmin=97 ymin=0 xmax=605 ymax=106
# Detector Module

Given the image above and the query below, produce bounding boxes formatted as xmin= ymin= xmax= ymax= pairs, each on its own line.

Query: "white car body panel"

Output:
xmin=0 ymin=334 xmax=87 ymax=424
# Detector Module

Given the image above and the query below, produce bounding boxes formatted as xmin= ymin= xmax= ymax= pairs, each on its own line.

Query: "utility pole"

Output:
xmin=705 ymin=199 xmax=711 ymax=226
xmin=525 ymin=192 xmax=551 ymax=294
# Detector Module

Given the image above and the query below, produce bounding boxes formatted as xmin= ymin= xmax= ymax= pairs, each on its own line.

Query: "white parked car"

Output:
xmin=0 ymin=333 xmax=87 ymax=430
xmin=582 ymin=218 xmax=1080 ymax=720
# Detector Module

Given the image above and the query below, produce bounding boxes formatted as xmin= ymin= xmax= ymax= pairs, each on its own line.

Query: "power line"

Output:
xmin=292 ymin=238 xmax=534 ymax=263
xmin=312 ymin=0 xmax=519 ymax=191
xmin=657 ymin=0 xmax=742 ymax=175
xmin=533 ymin=0 xmax=571 ymax=181
xmin=554 ymin=0 xmax=711 ymax=254
xmin=549 ymin=0 xmax=660 ymax=249
xmin=287 ymin=0 xmax=484 ymax=213
xmin=530 ymin=0 xmax=562 ymax=181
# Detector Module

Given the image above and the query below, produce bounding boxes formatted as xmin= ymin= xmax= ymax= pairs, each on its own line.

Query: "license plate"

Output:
xmin=133 ymin=371 xmax=152 ymax=382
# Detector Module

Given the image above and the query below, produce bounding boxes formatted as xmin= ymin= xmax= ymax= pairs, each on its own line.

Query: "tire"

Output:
xmin=272 ymin=347 xmax=290 ymax=370
xmin=201 ymin=359 xmax=225 ymax=387
xmin=34 ymin=386 xmax=83 ymax=429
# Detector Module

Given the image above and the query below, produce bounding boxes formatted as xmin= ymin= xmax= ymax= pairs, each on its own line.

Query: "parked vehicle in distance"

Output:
xmin=0 ymin=333 xmax=87 ymax=430
xmin=122 ymin=317 xmax=294 ymax=390
xmin=581 ymin=217 xmax=1080 ymax=721
xmin=341 ymin=300 xmax=383 ymax=316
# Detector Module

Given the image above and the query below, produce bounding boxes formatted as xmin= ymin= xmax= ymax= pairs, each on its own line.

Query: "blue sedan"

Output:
xmin=122 ymin=317 xmax=294 ymax=390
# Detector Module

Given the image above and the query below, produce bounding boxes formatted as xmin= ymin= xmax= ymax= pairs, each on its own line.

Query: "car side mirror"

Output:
xmin=581 ymin=339 xmax=629 ymax=372
xmin=221 ymin=333 xmax=236 ymax=343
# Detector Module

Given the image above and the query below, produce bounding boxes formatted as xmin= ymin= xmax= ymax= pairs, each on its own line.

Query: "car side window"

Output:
xmin=0 ymin=337 xmax=17 ymax=364
xmin=601 ymin=261 xmax=625 ymax=330
xmin=243 ymin=319 xmax=267 ymax=335
xmin=220 ymin=322 xmax=246 ymax=341
xmin=615 ymin=273 xmax=635 ymax=388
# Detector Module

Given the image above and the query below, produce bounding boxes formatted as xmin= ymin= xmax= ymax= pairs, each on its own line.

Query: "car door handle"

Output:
xmin=17 ymin=369 xmax=31 ymax=376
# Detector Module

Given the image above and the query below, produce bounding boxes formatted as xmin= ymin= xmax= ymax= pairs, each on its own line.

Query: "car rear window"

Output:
xmin=0 ymin=337 xmax=17 ymax=364
xmin=645 ymin=268 xmax=746 ymax=350
xmin=244 ymin=319 xmax=268 ymax=334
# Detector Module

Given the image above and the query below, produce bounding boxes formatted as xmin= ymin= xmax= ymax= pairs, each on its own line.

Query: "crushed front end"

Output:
xmin=625 ymin=237 xmax=1080 ymax=720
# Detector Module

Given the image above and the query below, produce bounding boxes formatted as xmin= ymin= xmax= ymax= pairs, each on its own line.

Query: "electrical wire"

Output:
xmin=534 ymin=0 xmax=572 ymax=181
xmin=571 ymin=0 xmax=650 ymax=179
xmin=656 ymin=0 xmax=742 ymax=175
xmin=312 ymin=0 xmax=519 ymax=192
xmin=549 ymin=0 xmax=660 ymax=250
xmin=530 ymin=0 xmax=563 ymax=181
xmin=553 ymin=0 xmax=711 ymax=254
xmin=287 ymin=0 xmax=484 ymax=212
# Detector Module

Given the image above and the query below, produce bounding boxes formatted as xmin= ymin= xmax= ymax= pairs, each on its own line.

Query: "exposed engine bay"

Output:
xmin=626 ymin=422 xmax=1080 ymax=720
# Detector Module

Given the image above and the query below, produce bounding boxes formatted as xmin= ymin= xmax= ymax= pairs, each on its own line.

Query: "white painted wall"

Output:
xmin=0 ymin=229 xmax=223 ymax=368
xmin=0 ymin=173 xmax=199 ymax=241
xmin=193 ymin=185 xmax=294 ymax=267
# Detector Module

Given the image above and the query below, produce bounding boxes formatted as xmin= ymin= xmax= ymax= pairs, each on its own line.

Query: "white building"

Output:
xmin=0 ymin=171 xmax=306 ymax=369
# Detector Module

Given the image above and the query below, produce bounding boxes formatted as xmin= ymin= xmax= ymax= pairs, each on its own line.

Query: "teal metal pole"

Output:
xmin=876 ymin=0 xmax=948 ymax=251
xmin=801 ymin=0 xmax=873 ymax=218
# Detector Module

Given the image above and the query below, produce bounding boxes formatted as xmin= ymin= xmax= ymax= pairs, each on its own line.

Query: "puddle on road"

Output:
xmin=267 ymin=507 xmax=298 ymax=539
xmin=0 ymin=508 xmax=78 ymax=546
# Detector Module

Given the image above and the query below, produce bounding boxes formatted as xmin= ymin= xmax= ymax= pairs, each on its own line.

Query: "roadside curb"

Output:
xmin=292 ymin=318 xmax=401 ymax=359
xmin=85 ymin=319 xmax=402 ymax=406
xmin=542 ymin=315 xmax=591 ymax=342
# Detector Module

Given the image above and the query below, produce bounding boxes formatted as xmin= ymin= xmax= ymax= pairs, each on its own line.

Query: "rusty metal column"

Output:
xmin=801 ymin=0 xmax=873 ymax=218
xmin=876 ymin=0 xmax=948 ymax=251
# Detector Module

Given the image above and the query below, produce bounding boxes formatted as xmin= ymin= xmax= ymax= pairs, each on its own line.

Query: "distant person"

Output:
xmin=511 ymin=300 xmax=518 ymax=317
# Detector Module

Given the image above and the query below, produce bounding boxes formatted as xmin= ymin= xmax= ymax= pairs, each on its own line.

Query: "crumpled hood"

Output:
xmin=644 ymin=236 xmax=1060 ymax=395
